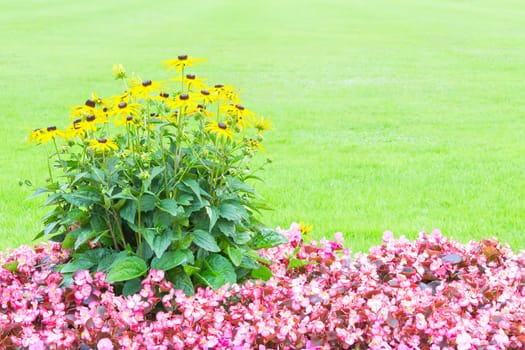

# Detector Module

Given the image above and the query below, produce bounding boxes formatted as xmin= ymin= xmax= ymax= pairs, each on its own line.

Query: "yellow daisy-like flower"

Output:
xmin=172 ymin=74 xmax=207 ymax=90
xmin=186 ymin=104 xmax=216 ymax=118
xmin=205 ymin=121 xmax=234 ymax=140
xmin=254 ymin=116 xmax=272 ymax=134
xmin=38 ymin=126 xmax=66 ymax=144
xmin=129 ymin=79 xmax=165 ymax=100
xmin=114 ymin=115 xmax=142 ymax=127
xmin=64 ymin=119 xmax=87 ymax=140
xmin=221 ymin=103 xmax=255 ymax=130
xmin=109 ymin=100 xmax=142 ymax=120
xmin=168 ymin=93 xmax=199 ymax=111
xmin=162 ymin=55 xmax=205 ymax=74
xmin=299 ymin=222 xmax=313 ymax=235
xmin=213 ymin=84 xmax=240 ymax=103
xmin=87 ymin=138 xmax=119 ymax=153
xmin=28 ymin=128 xmax=45 ymax=144
xmin=196 ymin=88 xmax=218 ymax=105
xmin=152 ymin=91 xmax=171 ymax=103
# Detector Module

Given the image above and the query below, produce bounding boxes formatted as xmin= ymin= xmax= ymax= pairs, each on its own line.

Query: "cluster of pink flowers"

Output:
xmin=1 ymin=224 xmax=525 ymax=349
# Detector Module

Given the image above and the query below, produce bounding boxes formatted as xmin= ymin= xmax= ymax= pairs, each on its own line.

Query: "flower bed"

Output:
xmin=1 ymin=224 xmax=525 ymax=349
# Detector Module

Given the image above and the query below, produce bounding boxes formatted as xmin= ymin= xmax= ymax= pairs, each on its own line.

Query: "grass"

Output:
xmin=1 ymin=0 xmax=525 ymax=253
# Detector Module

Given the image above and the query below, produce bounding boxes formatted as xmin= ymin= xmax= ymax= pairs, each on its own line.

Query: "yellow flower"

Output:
xmin=129 ymin=79 xmax=165 ymax=100
xmin=168 ymin=93 xmax=199 ymax=111
xmin=162 ymin=55 xmax=205 ymax=74
xmin=114 ymin=115 xmax=141 ymax=127
xmin=28 ymin=128 xmax=45 ymax=144
xmin=213 ymin=84 xmax=240 ymax=103
xmin=205 ymin=121 xmax=234 ymax=140
xmin=109 ymin=100 xmax=142 ymax=120
xmin=221 ymin=103 xmax=255 ymax=130
xmin=299 ymin=222 xmax=313 ymax=235
xmin=172 ymin=74 xmax=207 ymax=90
xmin=87 ymin=138 xmax=119 ymax=153
xmin=112 ymin=64 xmax=126 ymax=80
xmin=196 ymin=88 xmax=218 ymax=105
xmin=187 ymin=104 xmax=216 ymax=118
xmin=254 ymin=116 xmax=272 ymax=134
xmin=38 ymin=126 xmax=66 ymax=144
xmin=64 ymin=119 xmax=87 ymax=139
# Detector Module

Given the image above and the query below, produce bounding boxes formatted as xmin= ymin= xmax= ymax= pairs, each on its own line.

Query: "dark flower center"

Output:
xmin=197 ymin=104 xmax=204 ymax=109
xmin=126 ymin=116 xmax=133 ymax=121
xmin=150 ymin=112 xmax=156 ymax=117
xmin=118 ymin=102 xmax=127 ymax=109
xmin=73 ymin=119 xmax=81 ymax=124
xmin=142 ymin=80 xmax=152 ymax=87
xmin=98 ymin=138 xmax=107 ymax=144
xmin=102 ymin=107 xmax=108 ymax=113
xmin=235 ymin=104 xmax=245 ymax=110
xmin=186 ymin=74 xmax=195 ymax=80
xmin=214 ymin=84 xmax=224 ymax=88
xmin=178 ymin=55 xmax=188 ymax=60
xmin=179 ymin=94 xmax=189 ymax=100
xmin=218 ymin=122 xmax=227 ymax=130
xmin=47 ymin=126 xmax=57 ymax=132
xmin=160 ymin=92 xmax=169 ymax=98
xmin=200 ymin=89 xmax=210 ymax=96
xmin=85 ymin=99 xmax=96 ymax=108
xmin=86 ymin=115 xmax=96 ymax=122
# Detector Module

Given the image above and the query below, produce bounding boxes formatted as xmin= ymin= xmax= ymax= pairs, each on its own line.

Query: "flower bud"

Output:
xmin=142 ymin=80 xmax=152 ymax=87
xmin=112 ymin=64 xmax=126 ymax=80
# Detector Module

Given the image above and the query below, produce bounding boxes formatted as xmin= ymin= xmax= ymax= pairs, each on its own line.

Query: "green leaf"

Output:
xmin=142 ymin=229 xmax=173 ymax=258
xmin=194 ymin=270 xmax=224 ymax=290
xmin=122 ymin=278 xmax=142 ymax=296
xmin=2 ymin=261 xmax=18 ymax=272
xmin=151 ymin=250 xmax=188 ymax=270
xmin=233 ymin=230 xmax=252 ymax=245
xmin=193 ymin=229 xmax=220 ymax=252
xmin=226 ymin=246 xmax=243 ymax=267
xmin=251 ymin=265 xmax=273 ymax=281
xmin=206 ymin=206 xmax=220 ymax=230
xmin=158 ymin=199 xmax=184 ymax=217
xmin=141 ymin=228 xmax=157 ymax=251
xmin=106 ymin=256 xmax=147 ymax=282
xmin=182 ymin=178 xmax=202 ymax=202
xmin=120 ymin=200 xmax=137 ymax=223
xmin=239 ymin=255 xmax=260 ymax=270
xmin=218 ymin=201 xmax=249 ymax=222
xmin=179 ymin=232 xmax=194 ymax=249
xmin=62 ymin=186 xmax=102 ymax=207
xmin=59 ymin=258 xmax=96 ymax=273
xmin=287 ymin=257 xmax=315 ymax=270
xmin=29 ymin=187 xmax=51 ymax=199
xmin=139 ymin=193 xmax=157 ymax=212
xmin=183 ymin=264 xmax=200 ymax=276
xmin=217 ymin=220 xmax=235 ymax=237
xmin=206 ymin=254 xmax=236 ymax=286
xmin=168 ymin=269 xmax=194 ymax=296
xmin=226 ymin=177 xmax=255 ymax=193
xmin=177 ymin=194 xmax=193 ymax=206
xmin=74 ymin=227 xmax=97 ymax=250
xmin=252 ymin=228 xmax=288 ymax=249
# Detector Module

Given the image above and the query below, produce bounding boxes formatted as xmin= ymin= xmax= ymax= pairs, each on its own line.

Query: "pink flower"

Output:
xmin=97 ymin=337 xmax=114 ymax=350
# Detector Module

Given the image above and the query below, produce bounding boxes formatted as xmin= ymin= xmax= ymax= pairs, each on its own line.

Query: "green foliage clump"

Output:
xmin=29 ymin=56 xmax=286 ymax=295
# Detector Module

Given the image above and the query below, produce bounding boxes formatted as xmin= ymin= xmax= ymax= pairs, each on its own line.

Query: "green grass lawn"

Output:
xmin=1 ymin=0 xmax=525 ymax=252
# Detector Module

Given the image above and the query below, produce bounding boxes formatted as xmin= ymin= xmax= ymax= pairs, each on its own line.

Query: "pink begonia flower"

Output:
xmin=382 ymin=230 xmax=394 ymax=243
xmin=456 ymin=331 xmax=473 ymax=350
xmin=97 ymin=337 xmax=114 ymax=350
